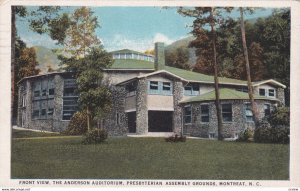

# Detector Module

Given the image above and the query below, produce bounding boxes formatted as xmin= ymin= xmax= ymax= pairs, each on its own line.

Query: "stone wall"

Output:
xmin=277 ymin=88 xmax=285 ymax=106
xmin=183 ymin=100 xmax=276 ymax=138
xmin=173 ymin=81 xmax=183 ymax=134
xmin=136 ymin=78 xmax=148 ymax=134
xmin=103 ymin=86 xmax=128 ymax=136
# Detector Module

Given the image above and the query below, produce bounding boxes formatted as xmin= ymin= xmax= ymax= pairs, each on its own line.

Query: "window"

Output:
xmin=116 ymin=112 xmax=121 ymax=125
xmin=34 ymin=90 xmax=40 ymax=97
xmin=259 ymin=89 xmax=266 ymax=96
xmin=236 ymin=87 xmax=248 ymax=93
xmin=48 ymin=108 xmax=54 ymax=116
xmin=41 ymin=89 xmax=47 ymax=96
xmin=264 ymin=104 xmax=271 ymax=117
xmin=148 ymin=81 xmax=173 ymax=95
xmin=126 ymin=82 xmax=137 ymax=97
xmin=162 ymin=82 xmax=172 ymax=95
xmin=32 ymin=110 xmax=39 ymax=119
xmin=244 ymin=103 xmax=253 ymax=122
xmin=126 ymin=53 xmax=132 ymax=59
xmin=48 ymin=88 xmax=54 ymax=96
xmin=269 ymin=89 xmax=275 ymax=97
xmin=200 ymin=104 xmax=209 ymax=122
xmin=62 ymin=79 xmax=78 ymax=120
xmin=150 ymin=81 xmax=158 ymax=90
xmin=184 ymin=84 xmax=199 ymax=96
xmin=21 ymin=95 xmax=26 ymax=107
xmin=209 ymin=133 xmax=215 ymax=139
xmin=184 ymin=105 xmax=192 ymax=124
xmin=222 ymin=103 xmax=232 ymax=122
xmin=120 ymin=53 xmax=126 ymax=59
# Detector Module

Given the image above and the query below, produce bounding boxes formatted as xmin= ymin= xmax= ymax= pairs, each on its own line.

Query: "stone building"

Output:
xmin=17 ymin=42 xmax=286 ymax=138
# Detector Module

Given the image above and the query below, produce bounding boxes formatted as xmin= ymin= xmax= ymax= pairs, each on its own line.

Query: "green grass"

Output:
xmin=11 ymin=137 xmax=289 ymax=180
xmin=12 ymin=129 xmax=61 ymax=138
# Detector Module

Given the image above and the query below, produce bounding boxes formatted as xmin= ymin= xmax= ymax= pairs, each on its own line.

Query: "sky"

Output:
xmin=16 ymin=7 xmax=274 ymax=52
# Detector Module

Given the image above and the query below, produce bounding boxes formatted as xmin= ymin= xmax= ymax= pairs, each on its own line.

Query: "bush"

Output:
xmin=82 ymin=128 xmax=108 ymax=144
xmin=165 ymin=134 xmax=186 ymax=142
xmin=267 ymin=107 xmax=289 ymax=127
xmin=237 ymin=128 xmax=254 ymax=142
xmin=254 ymin=120 xmax=289 ymax=144
xmin=63 ymin=111 xmax=88 ymax=135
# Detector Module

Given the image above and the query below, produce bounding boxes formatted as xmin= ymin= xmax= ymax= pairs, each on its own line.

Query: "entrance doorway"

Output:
xmin=127 ymin=112 xmax=136 ymax=133
xmin=148 ymin=111 xmax=173 ymax=132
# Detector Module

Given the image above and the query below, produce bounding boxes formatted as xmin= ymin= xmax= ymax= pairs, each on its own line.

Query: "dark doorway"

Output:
xmin=148 ymin=111 xmax=173 ymax=132
xmin=127 ymin=112 xmax=136 ymax=133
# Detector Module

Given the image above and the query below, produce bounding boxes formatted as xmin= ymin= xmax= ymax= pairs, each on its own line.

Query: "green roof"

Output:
xmin=110 ymin=59 xmax=248 ymax=85
xmin=110 ymin=59 xmax=154 ymax=69
xmin=181 ymin=88 xmax=278 ymax=103
xmin=164 ymin=66 xmax=247 ymax=85
xmin=110 ymin=49 xmax=152 ymax=56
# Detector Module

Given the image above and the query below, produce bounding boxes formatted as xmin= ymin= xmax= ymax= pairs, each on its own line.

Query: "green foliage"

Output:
xmin=254 ymin=122 xmax=289 ymax=144
xmin=254 ymin=107 xmax=290 ymax=144
xmin=82 ymin=128 xmax=108 ymax=144
xmin=267 ymin=107 xmax=290 ymax=127
xmin=63 ymin=111 xmax=88 ymax=135
xmin=237 ymin=128 xmax=254 ymax=142
xmin=165 ymin=134 xmax=186 ymax=142
xmin=165 ymin=46 xmax=191 ymax=70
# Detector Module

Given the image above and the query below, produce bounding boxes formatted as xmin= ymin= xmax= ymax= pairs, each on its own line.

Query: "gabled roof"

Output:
xmin=252 ymin=79 xmax=286 ymax=88
xmin=180 ymin=88 xmax=279 ymax=104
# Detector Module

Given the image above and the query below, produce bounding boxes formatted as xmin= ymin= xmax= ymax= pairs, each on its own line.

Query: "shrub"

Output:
xmin=267 ymin=107 xmax=290 ymax=127
xmin=82 ymin=128 xmax=108 ymax=144
xmin=254 ymin=120 xmax=289 ymax=144
xmin=165 ymin=134 xmax=186 ymax=142
xmin=63 ymin=111 xmax=88 ymax=135
xmin=237 ymin=128 xmax=254 ymax=142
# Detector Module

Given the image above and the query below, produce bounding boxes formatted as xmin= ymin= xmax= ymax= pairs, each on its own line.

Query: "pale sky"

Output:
xmin=16 ymin=7 xmax=274 ymax=52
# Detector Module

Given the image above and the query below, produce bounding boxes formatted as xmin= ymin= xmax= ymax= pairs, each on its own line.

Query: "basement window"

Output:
xmin=209 ymin=133 xmax=215 ymax=139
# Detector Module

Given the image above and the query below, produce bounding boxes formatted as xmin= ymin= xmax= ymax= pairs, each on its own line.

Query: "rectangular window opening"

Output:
xmin=184 ymin=105 xmax=192 ymax=124
xmin=222 ymin=103 xmax=232 ymax=122
xmin=200 ymin=104 xmax=209 ymax=123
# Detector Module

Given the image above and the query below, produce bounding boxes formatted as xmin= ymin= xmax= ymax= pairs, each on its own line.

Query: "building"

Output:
xmin=17 ymin=42 xmax=286 ymax=138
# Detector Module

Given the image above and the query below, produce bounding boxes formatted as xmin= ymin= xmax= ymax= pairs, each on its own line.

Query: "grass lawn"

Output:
xmin=11 ymin=136 xmax=289 ymax=180
xmin=12 ymin=129 xmax=61 ymax=138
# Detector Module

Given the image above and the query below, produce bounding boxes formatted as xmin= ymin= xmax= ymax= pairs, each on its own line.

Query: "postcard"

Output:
xmin=0 ymin=0 xmax=299 ymax=190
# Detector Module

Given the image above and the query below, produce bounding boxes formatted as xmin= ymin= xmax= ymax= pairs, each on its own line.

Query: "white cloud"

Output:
xmin=104 ymin=33 xmax=176 ymax=52
xmin=152 ymin=33 xmax=175 ymax=45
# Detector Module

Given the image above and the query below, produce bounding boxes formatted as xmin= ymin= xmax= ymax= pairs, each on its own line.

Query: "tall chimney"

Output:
xmin=154 ymin=42 xmax=165 ymax=71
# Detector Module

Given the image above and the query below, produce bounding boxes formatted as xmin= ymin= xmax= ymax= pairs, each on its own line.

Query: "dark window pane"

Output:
xmin=259 ymin=89 xmax=265 ymax=96
xmin=48 ymin=88 xmax=54 ymax=96
xmin=34 ymin=91 xmax=40 ymax=97
xmin=150 ymin=81 xmax=158 ymax=90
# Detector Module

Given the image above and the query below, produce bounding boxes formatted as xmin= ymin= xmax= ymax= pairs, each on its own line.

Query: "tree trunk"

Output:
xmin=210 ymin=8 xmax=223 ymax=140
xmin=239 ymin=7 xmax=259 ymax=127
xmin=87 ymin=107 xmax=90 ymax=131
xmin=11 ymin=6 xmax=16 ymax=125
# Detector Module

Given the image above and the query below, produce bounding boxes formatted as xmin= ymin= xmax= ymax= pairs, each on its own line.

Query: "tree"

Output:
xmin=178 ymin=7 xmax=233 ymax=140
xmin=239 ymin=7 xmax=259 ymax=127
xmin=165 ymin=47 xmax=191 ymax=70
xmin=58 ymin=7 xmax=112 ymax=131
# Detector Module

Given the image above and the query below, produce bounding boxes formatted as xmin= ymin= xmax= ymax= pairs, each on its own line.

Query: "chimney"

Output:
xmin=154 ymin=42 xmax=165 ymax=71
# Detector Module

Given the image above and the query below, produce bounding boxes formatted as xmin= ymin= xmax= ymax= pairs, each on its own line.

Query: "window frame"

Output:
xmin=200 ymin=104 xmax=209 ymax=123
xmin=184 ymin=105 xmax=192 ymax=124
xmin=244 ymin=103 xmax=254 ymax=122
xmin=259 ymin=88 xmax=266 ymax=96
xmin=184 ymin=84 xmax=199 ymax=96
xmin=222 ymin=103 xmax=233 ymax=122
xmin=264 ymin=104 xmax=271 ymax=117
